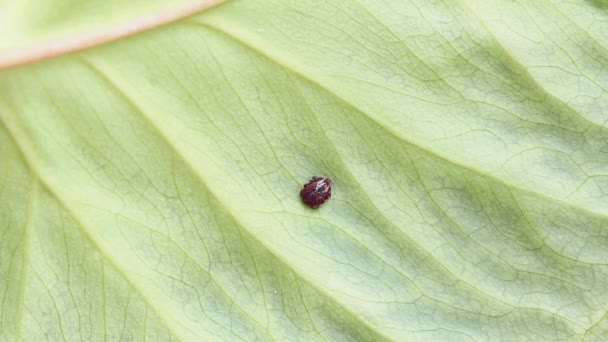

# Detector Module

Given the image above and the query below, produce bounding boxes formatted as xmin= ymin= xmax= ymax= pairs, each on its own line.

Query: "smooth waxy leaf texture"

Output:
xmin=2 ymin=0 xmax=608 ymax=340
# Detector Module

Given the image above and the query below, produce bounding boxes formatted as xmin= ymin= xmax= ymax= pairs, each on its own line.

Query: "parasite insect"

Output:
xmin=300 ymin=176 xmax=332 ymax=208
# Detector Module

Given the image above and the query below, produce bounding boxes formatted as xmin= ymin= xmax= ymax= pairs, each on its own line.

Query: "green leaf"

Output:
xmin=2 ymin=0 xmax=608 ymax=340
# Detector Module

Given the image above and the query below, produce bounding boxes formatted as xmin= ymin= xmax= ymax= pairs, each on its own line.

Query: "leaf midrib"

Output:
xmin=0 ymin=0 xmax=225 ymax=71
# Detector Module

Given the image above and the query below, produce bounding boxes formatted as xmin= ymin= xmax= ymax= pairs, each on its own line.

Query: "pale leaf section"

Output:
xmin=1 ymin=0 xmax=608 ymax=340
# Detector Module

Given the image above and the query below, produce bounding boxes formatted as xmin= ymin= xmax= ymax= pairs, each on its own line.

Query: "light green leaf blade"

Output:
xmin=2 ymin=0 xmax=608 ymax=340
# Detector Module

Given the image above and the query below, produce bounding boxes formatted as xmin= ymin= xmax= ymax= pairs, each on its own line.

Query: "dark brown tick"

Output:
xmin=300 ymin=176 xmax=332 ymax=209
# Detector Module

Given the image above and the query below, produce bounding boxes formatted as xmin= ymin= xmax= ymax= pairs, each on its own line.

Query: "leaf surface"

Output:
xmin=2 ymin=0 xmax=608 ymax=340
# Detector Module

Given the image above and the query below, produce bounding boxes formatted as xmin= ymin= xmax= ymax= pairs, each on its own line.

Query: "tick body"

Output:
xmin=300 ymin=176 xmax=332 ymax=209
